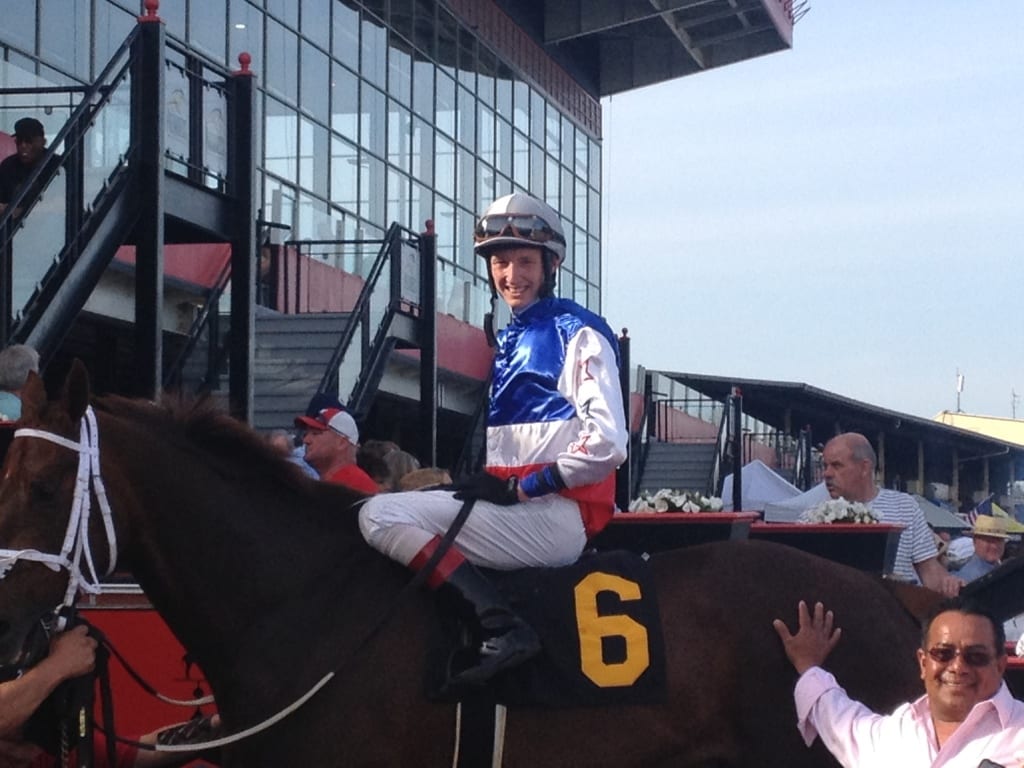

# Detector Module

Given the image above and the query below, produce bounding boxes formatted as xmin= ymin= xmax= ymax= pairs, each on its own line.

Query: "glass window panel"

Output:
xmin=530 ymin=89 xmax=545 ymax=146
xmin=297 ymin=191 xmax=335 ymax=240
xmin=188 ymin=0 xmax=226 ymax=62
xmin=529 ymin=141 xmax=545 ymax=197
xmin=360 ymin=152 xmax=385 ymax=225
xmin=560 ymin=223 xmax=575 ymax=276
xmin=457 ymin=26 xmax=475 ymax=90
xmin=388 ymin=33 xmax=412 ymax=107
xmin=331 ymin=63 xmax=359 ymax=141
xmin=330 ymin=134 xmax=359 ymax=211
xmin=435 ymin=133 xmax=455 ymax=200
xmin=300 ymin=117 xmax=329 ymax=197
xmin=361 ymin=13 xmax=387 ymax=89
xmin=561 ymin=165 xmax=573 ymax=220
xmin=267 ymin=0 xmax=299 ymax=29
xmin=435 ymin=71 xmax=455 ymax=137
xmin=387 ymin=100 xmax=411 ymax=173
xmin=478 ymin=105 xmax=494 ymax=168
xmin=411 ymin=180 xmax=432 ymax=234
xmin=456 ymin=86 xmax=475 ymax=151
xmin=301 ymin=0 xmax=330 ymax=50
xmin=411 ymin=116 xmax=433 ymax=186
xmin=94 ymin=3 xmax=135 ymax=72
xmin=158 ymin=1 xmax=185 ymax=39
xmin=574 ymin=176 xmax=588 ymax=232
xmin=264 ymin=176 xmax=297 ymax=235
xmin=456 ymin=146 xmax=475 ymax=213
xmin=413 ymin=0 xmax=435 ymax=58
xmin=360 ymin=84 xmax=386 ymax=157
xmin=477 ymin=162 xmax=495 ymax=214
xmin=387 ymin=167 xmax=410 ymax=228
xmin=265 ymin=97 xmax=298 ymax=179
xmin=496 ymin=117 xmax=512 ymax=178
xmin=436 ymin=8 xmax=458 ymax=79
xmin=545 ymin=103 xmax=560 ymax=156
xmin=4 ymin=0 xmax=36 ymax=51
xmin=575 ymin=129 xmax=589 ymax=177
xmin=588 ymin=281 xmax=601 ymax=313
xmin=513 ymin=130 xmax=529 ymax=188
xmin=588 ymin=236 xmax=601 ymax=290
xmin=411 ymin=57 xmax=434 ymax=121
xmin=300 ymin=41 xmax=330 ymax=123
xmin=477 ymin=48 xmax=495 ymax=107
xmin=40 ymin=0 xmax=89 ymax=78
xmin=496 ymin=64 xmax=513 ymax=117
xmin=545 ymin=156 xmax=559 ymax=210
xmin=588 ymin=187 xmax=600 ymax=238
xmin=266 ymin=19 xmax=299 ymax=104
xmin=363 ymin=0 xmax=386 ymax=23
xmin=590 ymin=137 xmax=601 ymax=182
xmin=513 ymin=81 xmax=529 ymax=134
xmin=453 ymin=203 xmax=473 ymax=271
xmin=573 ymin=225 xmax=587 ymax=280
xmin=229 ymin=2 xmax=264 ymax=71
xmin=573 ymin=275 xmax=587 ymax=307
xmin=434 ymin=197 xmax=455 ymax=265
xmin=561 ymin=120 xmax=575 ymax=168
xmin=493 ymin=173 xmax=512 ymax=200
xmin=332 ymin=1 xmax=360 ymax=70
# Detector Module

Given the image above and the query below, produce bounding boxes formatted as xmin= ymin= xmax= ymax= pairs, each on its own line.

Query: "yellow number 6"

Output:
xmin=574 ymin=572 xmax=650 ymax=687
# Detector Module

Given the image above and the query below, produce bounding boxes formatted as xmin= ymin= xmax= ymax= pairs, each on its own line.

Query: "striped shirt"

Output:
xmin=867 ymin=489 xmax=938 ymax=582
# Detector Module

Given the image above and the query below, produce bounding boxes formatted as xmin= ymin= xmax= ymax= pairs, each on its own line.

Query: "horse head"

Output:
xmin=0 ymin=361 xmax=113 ymax=674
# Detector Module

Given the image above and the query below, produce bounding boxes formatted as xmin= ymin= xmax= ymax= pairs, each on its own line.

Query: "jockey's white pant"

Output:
xmin=358 ymin=489 xmax=587 ymax=571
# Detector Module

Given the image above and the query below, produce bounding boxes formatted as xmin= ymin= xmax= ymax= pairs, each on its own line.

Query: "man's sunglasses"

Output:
xmin=926 ymin=646 xmax=996 ymax=667
xmin=474 ymin=214 xmax=565 ymax=246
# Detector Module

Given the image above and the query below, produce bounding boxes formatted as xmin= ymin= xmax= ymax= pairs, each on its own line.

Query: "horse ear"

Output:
xmin=19 ymin=371 xmax=47 ymax=420
xmin=62 ymin=360 xmax=91 ymax=421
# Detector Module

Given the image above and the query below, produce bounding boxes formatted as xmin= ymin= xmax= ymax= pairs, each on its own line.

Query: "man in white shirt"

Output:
xmin=773 ymin=598 xmax=1024 ymax=768
xmin=822 ymin=432 xmax=961 ymax=596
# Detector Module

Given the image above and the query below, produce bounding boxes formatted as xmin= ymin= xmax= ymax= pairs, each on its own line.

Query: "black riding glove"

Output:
xmin=452 ymin=472 xmax=519 ymax=506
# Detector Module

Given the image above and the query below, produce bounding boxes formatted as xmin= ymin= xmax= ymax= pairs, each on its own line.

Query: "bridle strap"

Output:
xmin=0 ymin=407 xmax=119 ymax=616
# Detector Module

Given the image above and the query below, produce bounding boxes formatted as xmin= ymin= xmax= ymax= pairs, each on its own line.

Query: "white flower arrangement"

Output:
xmin=801 ymin=497 xmax=880 ymax=525
xmin=628 ymin=488 xmax=725 ymax=514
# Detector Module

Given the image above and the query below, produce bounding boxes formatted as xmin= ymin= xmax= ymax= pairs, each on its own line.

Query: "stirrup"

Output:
xmin=446 ymin=626 xmax=541 ymax=689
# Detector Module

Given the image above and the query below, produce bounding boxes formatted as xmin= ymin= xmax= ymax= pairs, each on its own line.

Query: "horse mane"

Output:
xmin=92 ymin=393 xmax=320 ymax=498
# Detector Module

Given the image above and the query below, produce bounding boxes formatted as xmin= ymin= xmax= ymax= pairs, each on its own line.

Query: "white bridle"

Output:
xmin=0 ymin=406 xmax=118 ymax=611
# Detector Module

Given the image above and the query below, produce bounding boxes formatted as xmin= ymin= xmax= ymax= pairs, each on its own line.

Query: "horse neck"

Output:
xmin=94 ymin=409 xmax=385 ymax=687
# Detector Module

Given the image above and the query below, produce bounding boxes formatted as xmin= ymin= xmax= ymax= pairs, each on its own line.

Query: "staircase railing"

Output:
xmin=0 ymin=24 xmax=143 ymax=351
xmin=162 ymin=257 xmax=234 ymax=394
xmin=707 ymin=388 xmax=743 ymax=500
xmin=311 ymin=223 xmax=422 ymax=418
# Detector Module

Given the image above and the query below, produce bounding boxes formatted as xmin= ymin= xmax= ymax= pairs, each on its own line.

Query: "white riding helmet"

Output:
xmin=473 ymin=193 xmax=566 ymax=264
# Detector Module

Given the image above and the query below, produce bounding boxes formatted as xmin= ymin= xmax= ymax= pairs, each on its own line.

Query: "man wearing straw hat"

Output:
xmin=956 ymin=515 xmax=1012 ymax=582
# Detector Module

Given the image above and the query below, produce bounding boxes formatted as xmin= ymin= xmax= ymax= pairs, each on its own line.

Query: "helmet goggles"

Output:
xmin=474 ymin=214 xmax=566 ymax=248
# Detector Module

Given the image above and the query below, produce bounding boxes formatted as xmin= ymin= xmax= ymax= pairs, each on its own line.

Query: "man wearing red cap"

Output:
xmin=294 ymin=408 xmax=378 ymax=495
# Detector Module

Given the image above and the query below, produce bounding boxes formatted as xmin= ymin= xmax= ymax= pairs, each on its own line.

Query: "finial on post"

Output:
xmin=139 ymin=0 xmax=161 ymax=22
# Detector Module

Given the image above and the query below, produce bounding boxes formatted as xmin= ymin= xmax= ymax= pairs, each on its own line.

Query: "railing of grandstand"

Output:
xmin=0 ymin=16 xmax=237 ymax=349
xmin=793 ymin=426 xmax=815 ymax=490
xmin=162 ymin=39 xmax=233 ymax=191
xmin=162 ymin=257 xmax=233 ymax=394
xmin=707 ymin=400 xmax=731 ymax=497
xmin=0 ymin=25 xmax=141 ymax=345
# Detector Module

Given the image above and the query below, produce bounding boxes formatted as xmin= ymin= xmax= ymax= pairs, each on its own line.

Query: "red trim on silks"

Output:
xmin=487 ymin=465 xmax=616 ymax=538
xmin=409 ymin=536 xmax=467 ymax=589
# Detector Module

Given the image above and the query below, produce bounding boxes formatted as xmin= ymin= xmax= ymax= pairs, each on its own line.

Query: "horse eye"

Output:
xmin=29 ymin=477 xmax=58 ymax=501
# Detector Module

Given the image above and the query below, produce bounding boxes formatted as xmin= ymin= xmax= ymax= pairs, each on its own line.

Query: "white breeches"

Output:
xmin=358 ymin=489 xmax=587 ymax=570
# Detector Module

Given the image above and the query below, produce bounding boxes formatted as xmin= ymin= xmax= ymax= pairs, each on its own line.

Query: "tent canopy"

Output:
xmin=722 ymin=459 xmax=800 ymax=511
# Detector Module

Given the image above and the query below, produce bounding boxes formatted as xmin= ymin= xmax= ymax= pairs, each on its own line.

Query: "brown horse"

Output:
xmin=0 ymin=362 xmax=942 ymax=767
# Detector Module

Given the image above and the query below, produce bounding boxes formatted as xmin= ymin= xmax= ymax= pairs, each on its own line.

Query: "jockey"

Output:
xmin=358 ymin=192 xmax=628 ymax=687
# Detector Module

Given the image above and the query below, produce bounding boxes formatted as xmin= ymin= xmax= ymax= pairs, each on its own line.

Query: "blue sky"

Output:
xmin=602 ymin=2 xmax=1023 ymax=421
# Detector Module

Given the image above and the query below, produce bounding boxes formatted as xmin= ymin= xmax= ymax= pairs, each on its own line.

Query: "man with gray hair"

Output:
xmin=0 ymin=344 xmax=39 ymax=421
xmin=821 ymin=432 xmax=961 ymax=596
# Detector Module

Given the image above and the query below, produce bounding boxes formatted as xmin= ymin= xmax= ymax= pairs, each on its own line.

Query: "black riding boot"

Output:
xmin=443 ymin=561 xmax=541 ymax=687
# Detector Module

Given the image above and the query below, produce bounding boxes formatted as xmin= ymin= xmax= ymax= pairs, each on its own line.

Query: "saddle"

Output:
xmin=426 ymin=549 xmax=666 ymax=708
